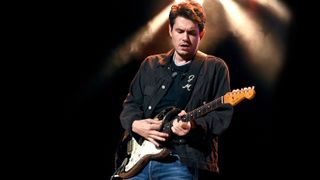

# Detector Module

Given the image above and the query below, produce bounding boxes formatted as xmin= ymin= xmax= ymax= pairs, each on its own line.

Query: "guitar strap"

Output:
xmin=175 ymin=51 xmax=206 ymax=110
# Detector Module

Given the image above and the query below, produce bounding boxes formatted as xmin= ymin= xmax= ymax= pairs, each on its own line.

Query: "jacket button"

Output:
xmin=148 ymin=106 xmax=152 ymax=110
xmin=161 ymin=85 xmax=166 ymax=89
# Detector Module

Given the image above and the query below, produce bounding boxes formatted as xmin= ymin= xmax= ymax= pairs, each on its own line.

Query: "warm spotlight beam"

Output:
xmin=219 ymin=0 xmax=286 ymax=88
xmin=101 ymin=3 xmax=173 ymax=78
xmin=256 ymin=0 xmax=291 ymax=23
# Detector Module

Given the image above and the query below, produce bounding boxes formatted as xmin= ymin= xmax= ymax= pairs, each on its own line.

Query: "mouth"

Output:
xmin=179 ymin=44 xmax=191 ymax=51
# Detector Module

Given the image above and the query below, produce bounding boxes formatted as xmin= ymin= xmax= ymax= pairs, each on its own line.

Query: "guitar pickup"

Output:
xmin=127 ymin=139 xmax=133 ymax=155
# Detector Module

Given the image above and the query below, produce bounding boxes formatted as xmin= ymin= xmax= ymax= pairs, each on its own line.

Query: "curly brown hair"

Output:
xmin=169 ymin=0 xmax=206 ymax=33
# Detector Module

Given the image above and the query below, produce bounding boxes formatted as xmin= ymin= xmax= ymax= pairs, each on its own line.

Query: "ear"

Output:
xmin=169 ymin=24 xmax=172 ymax=38
xmin=200 ymin=29 xmax=205 ymax=40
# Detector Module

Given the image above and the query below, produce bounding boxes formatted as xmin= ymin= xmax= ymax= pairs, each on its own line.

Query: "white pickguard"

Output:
xmin=125 ymin=138 xmax=165 ymax=171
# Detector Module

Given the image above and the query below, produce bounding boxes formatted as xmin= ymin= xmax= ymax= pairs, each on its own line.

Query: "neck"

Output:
xmin=173 ymin=52 xmax=192 ymax=66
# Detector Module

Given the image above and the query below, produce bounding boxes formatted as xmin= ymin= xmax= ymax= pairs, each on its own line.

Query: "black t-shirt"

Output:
xmin=153 ymin=59 xmax=192 ymax=116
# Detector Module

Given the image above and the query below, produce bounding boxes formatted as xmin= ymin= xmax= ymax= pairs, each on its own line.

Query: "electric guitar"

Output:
xmin=112 ymin=86 xmax=256 ymax=179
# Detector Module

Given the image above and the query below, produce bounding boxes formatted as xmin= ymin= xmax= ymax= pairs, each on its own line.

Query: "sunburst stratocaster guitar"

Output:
xmin=112 ymin=86 xmax=256 ymax=179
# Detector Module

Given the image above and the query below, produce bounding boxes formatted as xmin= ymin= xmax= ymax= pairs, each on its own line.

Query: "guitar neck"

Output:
xmin=178 ymin=96 xmax=223 ymax=122
xmin=162 ymin=86 xmax=255 ymax=131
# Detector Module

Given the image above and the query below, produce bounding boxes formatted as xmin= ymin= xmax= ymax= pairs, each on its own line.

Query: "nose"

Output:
xmin=182 ymin=32 xmax=189 ymax=41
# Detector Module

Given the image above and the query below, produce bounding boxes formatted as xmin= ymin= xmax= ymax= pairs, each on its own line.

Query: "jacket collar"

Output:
xmin=158 ymin=49 xmax=174 ymax=66
xmin=159 ymin=49 xmax=207 ymax=67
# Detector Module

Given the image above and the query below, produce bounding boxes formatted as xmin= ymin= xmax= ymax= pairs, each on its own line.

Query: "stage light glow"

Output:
xmin=256 ymin=0 xmax=291 ymax=23
xmin=101 ymin=3 xmax=173 ymax=77
xmin=219 ymin=0 xmax=290 ymax=88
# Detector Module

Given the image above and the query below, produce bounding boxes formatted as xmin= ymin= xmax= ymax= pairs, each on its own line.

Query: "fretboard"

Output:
xmin=178 ymin=96 xmax=223 ymax=122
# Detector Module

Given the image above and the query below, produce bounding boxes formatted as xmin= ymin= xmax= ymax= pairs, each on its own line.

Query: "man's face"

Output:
xmin=169 ymin=16 xmax=203 ymax=60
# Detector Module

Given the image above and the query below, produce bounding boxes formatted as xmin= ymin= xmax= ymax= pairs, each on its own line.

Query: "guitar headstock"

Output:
xmin=223 ymin=86 xmax=256 ymax=106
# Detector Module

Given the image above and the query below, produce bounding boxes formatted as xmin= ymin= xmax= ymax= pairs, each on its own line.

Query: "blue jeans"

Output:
xmin=125 ymin=155 xmax=198 ymax=180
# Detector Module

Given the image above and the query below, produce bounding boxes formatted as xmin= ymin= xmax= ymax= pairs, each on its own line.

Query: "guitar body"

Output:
xmin=114 ymin=107 xmax=181 ymax=179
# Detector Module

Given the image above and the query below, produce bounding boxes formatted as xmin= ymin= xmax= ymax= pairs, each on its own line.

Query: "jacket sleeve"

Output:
xmin=119 ymin=60 xmax=147 ymax=135
xmin=190 ymin=59 xmax=233 ymax=137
